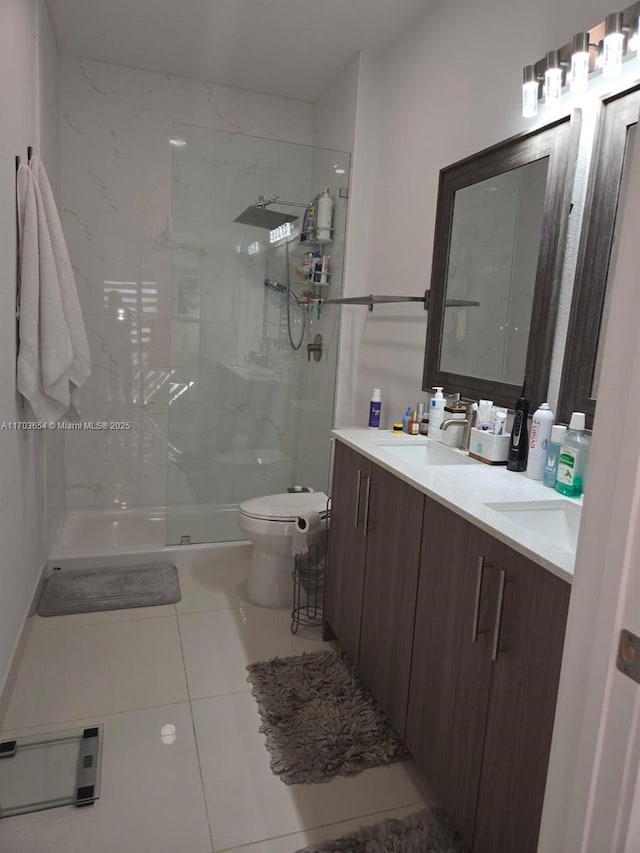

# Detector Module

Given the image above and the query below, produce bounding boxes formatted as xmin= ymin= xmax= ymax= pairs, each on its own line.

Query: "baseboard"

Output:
xmin=0 ymin=563 xmax=47 ymax=731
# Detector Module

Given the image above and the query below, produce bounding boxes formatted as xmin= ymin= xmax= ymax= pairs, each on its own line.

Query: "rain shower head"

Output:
xmin=233 ymin=195 xmax=299 ymax=230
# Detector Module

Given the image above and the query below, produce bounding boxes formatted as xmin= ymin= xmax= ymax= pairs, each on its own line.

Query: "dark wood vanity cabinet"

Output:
xmin=324 ymin=440 xmax=371 ymax=663
xmin=407 ymin=496 xmax=570 ymax=853
xmin=358 ymin=463 xmax=423 ymax=736
xmin=325 ymin=441 xmax=424 ymax=735
xmin=326 ymin=440 xmax=571 ymax=853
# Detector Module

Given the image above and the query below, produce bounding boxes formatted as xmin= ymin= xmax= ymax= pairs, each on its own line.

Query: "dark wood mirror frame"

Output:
xmin=422 ymin=113 xmax=580 ymax=410
xmin=557 ymin=86 xmax=640 ymax=428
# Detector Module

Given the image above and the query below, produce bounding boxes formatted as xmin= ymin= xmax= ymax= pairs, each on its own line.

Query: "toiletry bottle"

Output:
xmin=368 ymin=389 xmax=382 ymax=430
xmin=506 ymin=380 xmax=529 ymax=472
xmin=408 ymin=409 xmax=419 ymax=435
xmin=428 ymin=387 xmax=446 ymax=439
xmin=555 ymin=413 xmax=590 ymax=497
xmin=543 ymin=425 xmax=567 ymax=488
xmin=402 ymin=406 xmax=412 ymax=433
xmin=526 ymin=402 xmax=555 ymax=480
xmin=419 ymin=409 xmax=429 ymax=435
xmin=316 ymin=188 xmax=333 ymax=243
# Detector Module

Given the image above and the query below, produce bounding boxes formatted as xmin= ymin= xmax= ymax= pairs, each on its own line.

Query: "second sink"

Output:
xmin=485 ymin=500 xmax=582 ymax=553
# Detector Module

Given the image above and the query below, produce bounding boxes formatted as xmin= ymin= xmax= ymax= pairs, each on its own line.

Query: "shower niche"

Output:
xmin=164 ymin=124 xmax=350 ymax=545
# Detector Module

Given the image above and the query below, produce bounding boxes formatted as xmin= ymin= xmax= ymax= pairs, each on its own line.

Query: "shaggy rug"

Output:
xmin=296 ymin=808 xmax=468 ymax=853
xmin=246 ymin=649 xmax=410 ymax=785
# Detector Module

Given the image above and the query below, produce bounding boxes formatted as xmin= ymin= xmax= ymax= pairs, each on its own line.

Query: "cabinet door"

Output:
xmin=406 ymin=498 xmax=501 ymax=847
xmin=324 ymin=441 xmax=370 ymax=663
xmin=358 ymin=464 xmax=424 ymax=737
xmin=472 ymin=547 xmax=570 ymax=853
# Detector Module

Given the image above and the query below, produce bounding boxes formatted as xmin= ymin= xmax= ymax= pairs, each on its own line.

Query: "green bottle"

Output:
xmin=555 ymin=412 xmax=590 ymax=497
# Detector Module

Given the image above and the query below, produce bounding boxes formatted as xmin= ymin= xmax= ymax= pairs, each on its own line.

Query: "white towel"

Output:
xmin=30 ymin=155 xmax=91 ymax=412
xmin=16 ymin=164 xmax=73 ymax=421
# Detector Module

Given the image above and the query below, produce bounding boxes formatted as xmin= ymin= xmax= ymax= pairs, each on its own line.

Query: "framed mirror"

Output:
xmin=423 ymin=115 xmax=578 ymax=409
xmin=557 ymin=87 xmax=640 ymax=428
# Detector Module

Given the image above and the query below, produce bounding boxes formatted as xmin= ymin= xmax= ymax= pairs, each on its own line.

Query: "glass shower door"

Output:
xmin=164 ymin=123 xmax=350 ymax=544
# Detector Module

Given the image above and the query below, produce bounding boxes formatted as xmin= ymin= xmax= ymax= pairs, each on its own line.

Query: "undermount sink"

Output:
xmin=485 ymin=500 xmax=582 ymax=552
xmin=376 ymin=442 xmax=480 ymax=466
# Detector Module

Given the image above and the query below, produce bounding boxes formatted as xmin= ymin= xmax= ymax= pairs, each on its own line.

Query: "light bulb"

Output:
xmin=522 ymin=65 xmax=539 ymax=118
xmin=544 ymin=51 xmax=563 ymax=105
xmin=570 ymin=33 xmax=590 ymax=94
xmin=603 ymin=13 xmax=624 ymax=78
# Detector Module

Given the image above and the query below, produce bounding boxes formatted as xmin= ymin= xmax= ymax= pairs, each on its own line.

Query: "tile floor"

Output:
xmin=0 ymin=546 xmax=427 ymax=852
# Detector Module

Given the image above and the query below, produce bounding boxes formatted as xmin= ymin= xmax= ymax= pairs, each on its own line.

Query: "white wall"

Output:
xmin=346 ymin=0 xmax=618 ymax=429
xmin=0 ymin=0 xmax=59 ymax=706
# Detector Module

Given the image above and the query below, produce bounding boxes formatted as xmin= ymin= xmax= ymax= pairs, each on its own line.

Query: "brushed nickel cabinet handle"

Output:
xmin=492 ymin=569 xmax=507 ymax=662
xmin=471 ymin=555 xmax=485 ymax=643
xmin=362 ymin=475 xmax=372 ymax=537
xmin=353 ymin=469 xmax=363 ymax=528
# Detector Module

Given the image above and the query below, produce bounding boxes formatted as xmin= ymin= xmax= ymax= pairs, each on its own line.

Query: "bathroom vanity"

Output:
xmin=325 ymin=430 xmax=575 ymax=853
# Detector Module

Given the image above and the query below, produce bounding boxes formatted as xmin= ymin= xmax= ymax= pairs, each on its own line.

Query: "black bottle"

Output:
xmin=507 ymin=380 xmax=529 ymax=472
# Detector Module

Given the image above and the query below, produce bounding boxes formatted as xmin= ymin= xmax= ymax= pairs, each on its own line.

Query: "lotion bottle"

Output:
xmin=368 ymin=388 xmax=382 ymax=430
xmin=526 ymin=403 xmax=554 ymax=480
xmin=543 ymin=425 xmax=567 ymax=488
xmin=428 ymin=387 xmax=446 ymax=440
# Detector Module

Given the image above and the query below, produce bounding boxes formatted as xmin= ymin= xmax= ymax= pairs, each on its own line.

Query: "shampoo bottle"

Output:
xmin=428 ymin=387 xmax=446 ymax=440
xmin=543 ymin=425 xmax=567 ymax=488
xmin=368 ymin=389 xmax=382 ymax=430
xmin=316 ymin=188 xmax=333 ymax=243
xmin=506 ymin=380 xmax=529 ymax=472
xmin=402 ymin=406 xmax=412 ymax=433
xmin=555 ymin=413 xmax=590 ymax=497
xmin=526 ymin=403 xmax=554 ymax=480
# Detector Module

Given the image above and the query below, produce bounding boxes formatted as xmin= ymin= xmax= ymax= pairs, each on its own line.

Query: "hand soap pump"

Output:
xmin=428 ymin=387 xmax=446 ymax=440
xmin=507 ymin=380 xmax=529 ymax=472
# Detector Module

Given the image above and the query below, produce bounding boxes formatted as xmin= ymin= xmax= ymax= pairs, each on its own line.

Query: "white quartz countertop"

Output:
xmin=332 ymin=429 xmax=581 ymax=584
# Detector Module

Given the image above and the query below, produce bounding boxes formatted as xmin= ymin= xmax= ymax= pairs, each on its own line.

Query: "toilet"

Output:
xmin=239 ymin=491 xmax=329 ymax=608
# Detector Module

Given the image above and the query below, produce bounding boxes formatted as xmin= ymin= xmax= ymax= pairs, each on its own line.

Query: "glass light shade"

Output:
xmin=603 ymin=32 xmax=625 ymax=77
xmin=522 ymin=81 xmax=539 ymax=117
xmin=544 ymin=67 xmax=563 ymax=104
xmin=570 ymin=51 xmax=590 ymax=93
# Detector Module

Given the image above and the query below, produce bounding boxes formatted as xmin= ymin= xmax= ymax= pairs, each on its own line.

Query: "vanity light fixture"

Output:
xmin=570 ymin=33 xmax=591 ymax=93
xmin=522 ymin=65 xmax=539 ymax=117
xmin=603 ymin=12 xmax=625 ymax=77
xmin=544 ymin=50 xmax=563 ymax=104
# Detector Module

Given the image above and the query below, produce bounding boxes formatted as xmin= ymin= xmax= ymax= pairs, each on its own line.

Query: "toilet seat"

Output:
xmin=239 ymin=491 xmax=328 ymax=522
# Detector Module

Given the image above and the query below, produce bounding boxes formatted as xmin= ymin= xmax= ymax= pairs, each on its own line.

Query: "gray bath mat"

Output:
xmin=296 ymin=808 xmax=468 ymax=853
xmin=38 ymin=564 xmax=181 ymax=616
xmin=246 ymin=649 xmax=410 ymax=784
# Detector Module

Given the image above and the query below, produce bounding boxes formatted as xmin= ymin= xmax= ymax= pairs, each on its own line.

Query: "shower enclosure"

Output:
xmin=159 ymin=124 xmax=350 ymax=544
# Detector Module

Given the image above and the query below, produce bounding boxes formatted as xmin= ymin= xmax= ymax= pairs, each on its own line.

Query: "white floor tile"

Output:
xmin=176 ymin=557 xmax=251 ymax=614
xmin=3 ymin=616 xmax=188 ymax=729
xmin=178 ymin=607 xmax=326 ymax=700
xmin=192 ymin=692 xmax=425 ymax=850
xmin=31 ymin=604 xmax=176 ymax=632
xmin=218 ymin=805 xmax=427 ymax=853
xmin=0 ymin=704 xmax=212 ymax=853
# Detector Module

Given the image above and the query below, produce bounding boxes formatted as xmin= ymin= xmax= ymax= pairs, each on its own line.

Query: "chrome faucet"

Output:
xmin=440 ymin=399 xmax=477 ymax=450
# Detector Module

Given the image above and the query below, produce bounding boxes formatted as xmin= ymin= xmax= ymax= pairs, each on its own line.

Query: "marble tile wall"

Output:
xmin=59 ymin=56 xmax=315 ymax=511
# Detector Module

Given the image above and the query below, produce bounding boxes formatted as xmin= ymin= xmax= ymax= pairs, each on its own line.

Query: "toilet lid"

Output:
xmin=240 ymin=491 xmax=328 ymax=521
